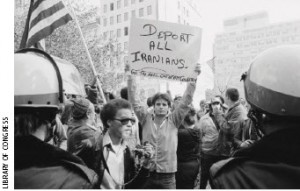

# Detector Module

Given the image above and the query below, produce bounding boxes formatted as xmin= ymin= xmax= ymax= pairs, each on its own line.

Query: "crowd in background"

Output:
xmin=14 ymin=45 xmax=300 ymax=189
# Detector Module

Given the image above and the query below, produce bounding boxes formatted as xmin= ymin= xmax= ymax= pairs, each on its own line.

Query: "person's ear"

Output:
xmin=86 ymin=111 xmax=90 ymax=119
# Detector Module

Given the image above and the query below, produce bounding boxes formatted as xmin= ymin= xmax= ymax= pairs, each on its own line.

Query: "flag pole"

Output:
xmin=64 ymin=0 xmax=107 ymax=104
xmin=19 ymin=0 xmax=34 ymax=49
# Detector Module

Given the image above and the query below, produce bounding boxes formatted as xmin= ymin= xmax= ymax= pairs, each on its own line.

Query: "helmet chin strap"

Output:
xmin=247 ymin=108 xmax=265 ymax=138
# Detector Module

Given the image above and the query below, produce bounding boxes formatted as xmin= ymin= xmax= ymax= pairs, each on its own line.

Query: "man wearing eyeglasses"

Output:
xmin=79 ymin=99 xmax=154 ymax=189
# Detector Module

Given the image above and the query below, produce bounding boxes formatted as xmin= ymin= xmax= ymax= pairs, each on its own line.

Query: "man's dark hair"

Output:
xmin=120 ymin=87 xmax=128 ymax=100
xmin=15 ymin=108 xmax=57 ymax=137
xmin=147 ymin=96 xmax=153 ymax=107
xmin=152 ymin=93 xmax=172 ymax=107
xmin=100 ymin=99 xmax=132 ymax=133
xmin=226 ymin=88 xmax=239 ymax=102
xmin=184 ymin=108 xmax=197 ymax=126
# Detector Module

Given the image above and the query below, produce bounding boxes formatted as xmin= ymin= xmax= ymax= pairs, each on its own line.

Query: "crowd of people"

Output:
xmin=14 ymin=45 xmax=300 ymax=189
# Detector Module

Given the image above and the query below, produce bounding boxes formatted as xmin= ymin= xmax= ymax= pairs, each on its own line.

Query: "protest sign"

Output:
xmin=128 ymin=18 xmax=202 ymax=82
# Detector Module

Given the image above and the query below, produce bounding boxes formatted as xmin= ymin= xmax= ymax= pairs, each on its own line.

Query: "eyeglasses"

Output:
xmin=212 ymin=102 xmax=220 ymax=105
xmin=113 ymin=118 xmax=136 ymax=125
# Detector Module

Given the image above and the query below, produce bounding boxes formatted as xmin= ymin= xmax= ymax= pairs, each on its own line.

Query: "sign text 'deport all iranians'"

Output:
xmin=128 ymin=18 xmax=202 ymax=82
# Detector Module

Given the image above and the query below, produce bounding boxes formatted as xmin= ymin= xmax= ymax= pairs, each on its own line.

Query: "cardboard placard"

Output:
xmin=128 ymin=18 xmax=202 ymax=82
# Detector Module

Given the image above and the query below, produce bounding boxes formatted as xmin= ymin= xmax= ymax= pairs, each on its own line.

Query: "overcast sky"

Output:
xmin=169 ymin=0 xmax=300 ymax=106
xmin=197 ymin=0 xmax=300 ymax=62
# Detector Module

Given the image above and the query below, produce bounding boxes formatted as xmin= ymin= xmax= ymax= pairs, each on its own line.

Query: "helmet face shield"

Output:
xmin=243 ymin=45 xmax=300 ymax=117
xmin=14 ymin=48 xmax=63 ymax=109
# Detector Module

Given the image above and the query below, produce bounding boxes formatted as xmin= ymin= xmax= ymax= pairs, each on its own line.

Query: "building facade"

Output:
xmin=213 ymin=12 xmax=300 ymax=98
xmin=98 ymin=0 xmax=202 ymax=102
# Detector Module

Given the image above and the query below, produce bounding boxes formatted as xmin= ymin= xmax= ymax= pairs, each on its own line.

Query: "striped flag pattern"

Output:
xmin=20 ymin=0 xmax=72 ymax=49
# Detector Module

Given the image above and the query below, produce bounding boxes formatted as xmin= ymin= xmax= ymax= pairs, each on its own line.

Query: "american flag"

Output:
xmin=19 ymin=0 xmax=72 ymax=49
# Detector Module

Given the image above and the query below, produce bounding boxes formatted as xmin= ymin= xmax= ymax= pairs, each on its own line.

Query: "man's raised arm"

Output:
xmin=171 ymin=63 xmax=201 ymax=127
xmin=126 ymin=68 xmax=147 ymax=123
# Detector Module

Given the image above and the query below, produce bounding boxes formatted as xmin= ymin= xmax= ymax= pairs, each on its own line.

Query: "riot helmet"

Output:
xmin=242 ymin=45 xmax=300 ymax=118
xmin=15 ymin=48 xmax=64 ymax=110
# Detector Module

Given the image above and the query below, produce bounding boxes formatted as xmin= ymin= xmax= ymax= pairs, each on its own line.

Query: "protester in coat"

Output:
xmin=196 ymin=96 xmax=228 ymax=189
xmin=76 ymin=99 xmax=154 ymax=189
xmin=210 ymin=45 xmax=300 ymax=189
xmin=67 ymin=98 xmax=101 ymax=165
xmin=212 ymin=88 xmax=248 ymax=155
xmin=176 ymin=108 xmax=201 ymax=189
xmin=127 ymin=63 xmax=201 ymax=189
xmin=14 ymin=49 xmax=98 ymax=189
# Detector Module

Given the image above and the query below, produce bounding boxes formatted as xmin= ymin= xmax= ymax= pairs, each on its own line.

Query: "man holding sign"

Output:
xmin=126 ymin=18 xmax=202 ymax=189
xmin=127 ymin=63 xmax=201 ymax=189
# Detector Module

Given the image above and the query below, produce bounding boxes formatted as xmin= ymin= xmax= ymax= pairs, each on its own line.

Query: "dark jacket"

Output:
xmin=67 ymin=119 xmax=100 ymax=165
xmin=79 ymin=133 xmax=149 ymax=189
xmin=176 ymin=126 xmax=201 ymax=189
xmin=177 ymin=126 xmax=201 ymax=162
xmin=232 ymin=118 xmax=260 ymax=150
xmin=210 ymin=127 xmax=300 ymax=189
xmin=15 ymin=135 xmax=98 ymax=189
xmin=214 ymin=102 xmax=248 ymax=156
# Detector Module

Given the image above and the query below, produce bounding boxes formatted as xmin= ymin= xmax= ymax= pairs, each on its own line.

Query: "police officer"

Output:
xmin=14 ymin=49 xmax=99 ymax=188
xmin=210 ymin=45 xmax=300 ymax=189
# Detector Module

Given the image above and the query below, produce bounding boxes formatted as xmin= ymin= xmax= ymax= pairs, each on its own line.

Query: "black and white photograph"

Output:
xmin=1 ymin=0 xmax=300 ymax=189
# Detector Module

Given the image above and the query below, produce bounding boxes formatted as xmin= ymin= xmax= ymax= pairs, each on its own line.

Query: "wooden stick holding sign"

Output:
xmin=128 ymin=18 xmax=202 ymax=83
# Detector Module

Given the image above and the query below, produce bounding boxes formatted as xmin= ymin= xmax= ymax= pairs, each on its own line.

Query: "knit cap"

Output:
xmin=70 ymin=98 xmax=90 ymax=119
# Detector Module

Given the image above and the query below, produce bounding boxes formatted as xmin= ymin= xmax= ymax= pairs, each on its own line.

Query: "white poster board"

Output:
xmin=128 ymin=18 xmax=202 ymax=82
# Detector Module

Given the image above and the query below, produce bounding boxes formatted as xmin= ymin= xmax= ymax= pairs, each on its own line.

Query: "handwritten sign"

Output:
xmin=128 ymin=18 xmax=202 ymax=82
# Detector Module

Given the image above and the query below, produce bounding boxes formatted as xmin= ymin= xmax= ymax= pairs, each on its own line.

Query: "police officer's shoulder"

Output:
xmin=61 ymin=160 xmax=99 ymax=187
xmin=210 ymin=156 xmax=248 ymax=179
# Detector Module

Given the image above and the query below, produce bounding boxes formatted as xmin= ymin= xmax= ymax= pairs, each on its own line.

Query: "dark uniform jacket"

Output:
xmin=15 ymin=135 xmax=98 ymax=189
xmin=210 ymin=127 xmax=300 ymax=189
